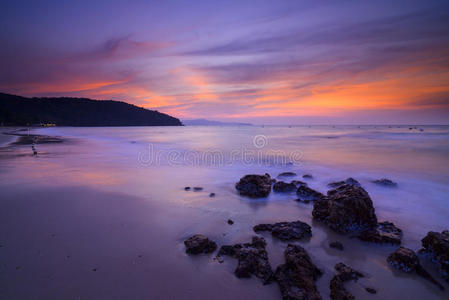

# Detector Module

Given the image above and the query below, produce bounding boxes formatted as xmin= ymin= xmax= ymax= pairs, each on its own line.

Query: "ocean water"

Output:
xmin=0 ymin=125 xmax=448 ymax=299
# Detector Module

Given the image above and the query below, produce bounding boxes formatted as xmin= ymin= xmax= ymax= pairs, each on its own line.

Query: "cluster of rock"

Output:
xmin=330 ymin=263 xmax=365 ymax=300
xmin=184 ymin=234 xmax=217 ymax=254
xmin=253 ymin=221 xmax=312 ymax=241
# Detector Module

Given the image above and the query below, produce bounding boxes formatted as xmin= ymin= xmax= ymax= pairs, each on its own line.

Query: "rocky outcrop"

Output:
xmin=387 ymin=247 xmax=444 ymax=290
xmin=296 ymin=186 xmax=325 ymax=202
xmin=312 ymin=184 xmax=377 ymax=233
xmin=358 ymin=221 xmax=402 ymax=244
xmin=291 ymin=180 xmax=308 ymax=187
xmin=235 ymin=173 xmax=272 ymax=198
xmin=273 ymin=181 xmax=297 ymax=193
xmin=328 ymin=178 xmax=360 ymax=188
xmin=275 ymin=244 xmax=322 ymax=300
xmin=278 ymin=172 xmax=297 ymax=177
xmin=330 ymin=263 xmax=364 ymax=300
xmin=217 ymin=236 xmax=274 ymax=284
xmin=420 ymin=230 xmax=449 ymax=282
xmin=254 ymin=221 xmax=312 ymax=241
xmin=184 ymin=235 xmax=217 ymax=254
xmin=372 ymin=178 xmax=397 ymax=187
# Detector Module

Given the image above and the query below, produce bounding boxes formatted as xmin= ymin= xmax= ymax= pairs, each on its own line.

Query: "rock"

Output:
xmin=275 ymin=244 xmax=322 ymax=300
xmin=227 ymin=219 xmax=234 ymax=225
xmin=297 ymin=186 xmax=325 ymax=202
xmin=291 ymin=180 xmax=308 ymax=187
xmin=365 ymin=287 xmax=377 ymax=294
xmin=329 ymin=241 xmax=344 ymax=251
xmin=217 ymin=236 xmax=274 ymax=284
xmin=303 ymin=174 xmax=313 ymax=179
xmin=271 ymin=178 xmax=277 ymax=184
xmin=184 ymin=187 xmax=191 ymax=191
xmin=387 ymin=247 xmax=444 ymax=290
xmin=193 ymin=187 xmax=203 ymax=191
xmin=420 ymin=230 xmax=449 ymax=282
xmin=328 ymin=178 xmax=360 ymax=188
xmin=254 ymin=221 xmax=312 ymax=241
xmin=184 ymin=234 xmax=217 ymax=254
xmin=358 ymin=221 xmax=402 ymax=244
xmin=312 ymin=184 xmax=377 ymax=233
xmin=235 ymin=173 xmax=272 ymax=198
xmin=273 ymin=181 xmax=297 ymax=193
xmin=278 ymin=172 xmax=297 ymax=177
xmin=330 ymin=263 xmax=364 ymax=300
xmin=372 ymin=178 xmax=398 ymax=187
xmin=209 ymin=193 xmax=216 ymax=197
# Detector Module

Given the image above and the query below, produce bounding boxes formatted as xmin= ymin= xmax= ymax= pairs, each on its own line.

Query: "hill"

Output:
xmin=0 ymin=93 xmax=182 ymax=126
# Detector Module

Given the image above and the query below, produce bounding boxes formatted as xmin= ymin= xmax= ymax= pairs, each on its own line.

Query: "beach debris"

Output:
xmin=273 ymin=181 xmax=297 ymax=193
xmin=254 ymin=220 xmax=312 ymax=241
xmin=193 ymin=187 xmax=203 ymax=191
xmin=302 ymin=174 xmax=313 ymax=179
xmin=358 ymin=221 xmax=402 ymax=244
xmin=184 ymin=234 xmax=217 ymax=254
xmin=235 ymin=173 xmax=272 ymax=198
xmin=184 ymin=187 xmax=191 ymax=191
xmin=296 ymin=186 xmax=325 ymax=202
xmin=313 ymin=184 xmax=377 ymax=233
xmin=278 ymin=172 xmax=297 ymax=177
xmin=275 ymin=244 xmax=322 ymax=300
xmin=420 ymin=230 xmax=449 ymax=282
xmin=227 ymin=219 xmax=234 ymax=225
xmin=365 ymin=287 xmax=377 ymax=294
xmin=329 ymin=241 xmax=344 ymax=251
xmin=388 ymin=247 xmax=444 ymax=290
xmin=328 ymin=177 xmax=360 ymax=188
xmin=330 ymin=263 xmax=364 ymax=300
xmin=217 ymin=236 xmax=274 ymax=284
xmin=209 ymin=192 xmax=215 ymax=197
xmin=372 ymin=178 xmax=398 ymax=187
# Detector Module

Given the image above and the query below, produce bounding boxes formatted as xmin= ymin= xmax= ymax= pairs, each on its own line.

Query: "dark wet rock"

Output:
xmin=273 ymin=181 xmax=297 ymax=193
xmin=358 ymin=221 xmax=402 ymax=244
xmin=297 ymin=186 xmax=325 ymax=202
xmin=193 ymin=187 xmax=203 ymax=191
xmin=254 ymin=221 xmax=312 ymax=241
xmin=372 ymin=178 xmax=398 ymax=187
xmin=302 ymin=174 xmax=313 ymax=179
xmin=387 ymin=247 xmax=444 ymax=290
xmin=275 ymin=244 xmax=322 ymax=300
xmin=235 ymin=173 xmax=272 ymax=198
xmin=313 ymin=184 xmax=377 ymax=233
xmin=278 ymin=172 xmax=297 ymax=177
xmin=330 ymin=263 xmax=364 ymax=300
xmin=271 ymin=178 xmax=277 ymax=184
xmin=209 ymin=192 xmax=215 ymax=197
xmin=365 ymin=287 xmax=377 ymax=294
xmin=420 ymin=230 xmax=449 ymax=282
xmin=184 ymin=234 xmax=217 ymax=254
xmin=327 ymin=178 xmax=360 ymax=188
xmin=291 ymin=180 xmax=308 ymax=187
xmin=184 ymin=187 xmax=191 ymax=191
xmin=217 ymin=236 xmax=274 ymax=284
xmin=227 ymin=219 xmax=234 ymax=225
xmin=329 ymin=241 xmax=344 ymax=251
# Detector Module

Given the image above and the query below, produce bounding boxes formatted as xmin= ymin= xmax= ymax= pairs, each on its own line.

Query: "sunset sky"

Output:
xmin=1 ymin=0 xmax=449 ymax=124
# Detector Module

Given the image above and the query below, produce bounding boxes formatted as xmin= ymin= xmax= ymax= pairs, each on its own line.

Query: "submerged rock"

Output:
xmin=372 ymin=178 xmax=398 ymax=187
xmin=327 ymin=178 xmax=360 ymax=188
xmin=217 ymin=236 xmax=274 ymax=284
xmin=329 ymin=241 xmax=344 ymax=251
xmin=235 ymin=173 xmax=272 ymax=198
xmin=227 ymin=219 xmax=234 ymax=225
xmin=420 ymin=230 xmax=449 ymax=282
xmin=184 ymin=187 xmax=191 ymax=191
xmin=273 ymin=181 xmax=297 ymax=193
xmin=358 ymin=221 xmax=402 ymax=244
xmin=312 ymin=184 xmax=377 ymax=233
xmin=387 ymin=247 xmax=444 ymax=290
xmin=193 ymin=187 xmax=203 ymax=191
xmin=296 ymin=186 xmax=325 ymax=202
xmin=184 ymin=234 xmax=217 ymax=254
xmin=302 ymin=174 xmax=313 ymax=179
xmin=330 ymin=263 xmax=364 ymax=300
xmin=275 ymin=244 xmax=322 ymax=300
xmin=365 ymin=287 xmax=377 ymax=294
xmin=278 ymin=172 xmax=297 ymax=177
xmin=254 ymin=221 xmax=312 ymax=241
xmin=209 ymin=192 xmax=216 ymax=197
